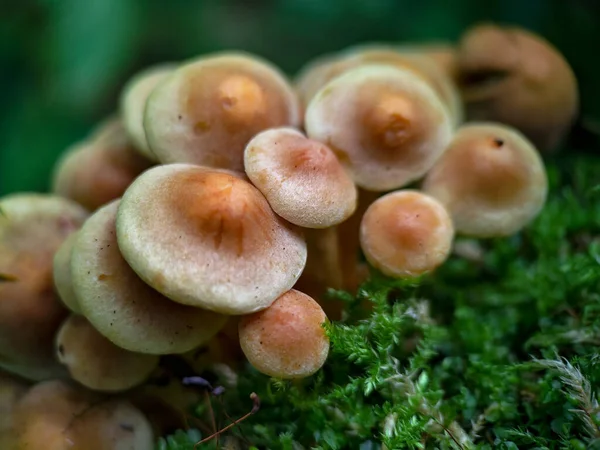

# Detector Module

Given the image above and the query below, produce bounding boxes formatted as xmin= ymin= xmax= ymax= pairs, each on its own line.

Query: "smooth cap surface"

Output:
xmin=244 ymin=127 xmax=357 ymax=228
xmin=305 ymin=65 xmax=452 ymax=191
xmin=71 ymin=200 xmax=227 ymax=354
xmin=422 ymin=122 xmax=548 ymax=237
xmin=116 ymin=164 xmax=307 ymax=315
xmin=239 ymin=289 xmax=329 ymax=379
xmin=360 ymin=190 xmax=454 ymax=277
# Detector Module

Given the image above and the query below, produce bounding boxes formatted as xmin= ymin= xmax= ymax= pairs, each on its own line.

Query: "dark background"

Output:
xmin=1 ymin=0 xmax=599 ymax=195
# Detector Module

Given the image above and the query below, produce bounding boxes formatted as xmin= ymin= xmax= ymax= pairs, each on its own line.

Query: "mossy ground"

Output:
xmin=158 ymin=152 xmax=600 ymax=450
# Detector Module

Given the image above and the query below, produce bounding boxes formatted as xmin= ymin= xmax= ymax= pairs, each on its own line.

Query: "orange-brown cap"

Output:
xmin=116 ymin=164 xmax=307 ymax=315
xmin=0 ymin=193 xmax=87 ymax=381
xmin=145 ymin=52 xmax=300 ymax=171
xmin=10 ymin=380 xmax=153 ymax=449
xmin=53 ymin=232 xmax=81 ymax=314
xmin=120 ymin=64 xmax=176 ymax=160
xmin=457 ymin=23 xmax=578 ymax=152
xmin=360 ymin=190 xmax=454 ymax=277
xmin=296 ymin=45 xmax=462 ymax=127
xmin=305 ymin=65 xmax=452 ymax=191
xmin=422 ymin=122 xmax=548 ymax=237
xmin=56 ymin=315 xmax=159 ymax=392
xmin=71 ymin=200 xmax=227 ymax=354
xmin=244 ymin=127 xmax=357 ymax=228
xmin=238 ymin=289 xmax=329 ymax=379
xmin=52 ymin=119 xmax=153 ymax=212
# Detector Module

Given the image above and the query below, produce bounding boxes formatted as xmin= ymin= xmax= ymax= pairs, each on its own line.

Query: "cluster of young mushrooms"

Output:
xmin=0 ymin=23 xmax=578 ymax=449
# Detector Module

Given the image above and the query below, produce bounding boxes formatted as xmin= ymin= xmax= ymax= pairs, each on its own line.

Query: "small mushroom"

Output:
xmin=244 ymin=127 xmax=357 ymax=228
xmin=0 ymin=372 xmax=28 ymax=448
xmin=10 ymin=380 xmax=153 ymax=450
xmin=53 ymin=232 xmax=81 ymax=313
xmin=116 ymin=164 xmax=307 ymax=315
xmin=305 ymin=65 xmax=452 ymax=191
xmin=238 ymin=289 xmax=329 ymax=379
xmin=457 ymin=23 xmax=579 ymax=152
xmin=56 ymin=315 xmax=159 ymax=392
xmin=71 ymin=200 xmax=227 ymax=354
xmin=52 ymin=118 xmax=153 ymax=212
xmin=296 ymin=45 xmax=462 ymax=127
xmin=120 ymin=64 xmax=176 ymax=159
xmin=145 ymin=52 xmax=300 ymax=171
xmin=360 ymin=190 xmax=454 ymax=278
xmin=0 ymin=193 xmax=87 ymax=381
xmin=422 ymin=122 xmax=548 ymax=237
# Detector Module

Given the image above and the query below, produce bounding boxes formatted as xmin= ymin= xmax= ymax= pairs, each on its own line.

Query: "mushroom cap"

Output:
xmin=56 ymin=315 xmax=159 ymax=392
xmin=421 ymin=122 xmax=548 ymax=237
xmin=457 ymin=23 xmax=578 ymax=152
xmin=52 ymin=119 xmax=153 ymax=211
xmin=120 ymin=63 xmax=176 ymax=159
xmin=71 ymin=200 xmax=227 ymax=354
xmin=296 ymin=45 xmax=462 ymax=127
xmin=0 ymin=193 xmax=87 ymax=380
xmin=116 ymin=164 xmax=307 ymax=315
xmin=360 ymin=190 xmax=454 ymax=278
xmin=305 ymin=65 xmax=453 ymax=191
xmin=0 ymin=372 xmax=28 ymax=438
xmin=244 ymin=127 xmax=357 ymax=228
xmin=11 ymin=380 xmax=153 ymax=450
xmin=53 ymin=232 xmax=81 ymax=314
xmin=238 ymin=289 xmax=329 ymax=379
xmin=145 ymin=52 xmax=300 ymax=171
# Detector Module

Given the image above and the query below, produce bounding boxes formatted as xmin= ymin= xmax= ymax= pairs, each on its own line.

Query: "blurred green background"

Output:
xmin=1 ymin=0 xmax=599 ymax=195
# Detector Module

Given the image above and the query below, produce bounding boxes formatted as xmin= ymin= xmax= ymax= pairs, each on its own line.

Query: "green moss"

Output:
xmin=160 ymin=154 xmax=600 ymax=449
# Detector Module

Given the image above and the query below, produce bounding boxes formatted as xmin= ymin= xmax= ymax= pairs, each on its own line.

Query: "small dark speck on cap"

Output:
xmin=120 ymin=423 xmax=135 ymax=432
xmin=493 ymin=138 xmax=504 ymax=148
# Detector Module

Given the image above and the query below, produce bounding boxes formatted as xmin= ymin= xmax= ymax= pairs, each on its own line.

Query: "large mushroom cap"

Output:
xmin=457 ymin=23 xmax=578 ymax=152
xmin=422 ymin=122 xmax=548 ymax=237
xmin=0 ymin=194 xmax=87 ymax=380
xmin=11 ymin=380 xmax=153 ymax=450
xmin=52 ymin=119 xmax=153 ymax=211
xmin=53 ymin=232 xmax=81 ymax=314
xmin=56 ymin=315 xmax=159 ymax=392
xmin=296 ymin=45 xmax=462 ymax=126
xmin=144 ymin=52 xmax=300 ymax=171
xmin=305 ymin=65 xmax=452 ymax=191
xmin=116 ymin=164 xmax=307 ymax=315
xmin=71 ymin=200 xmax=227 ymax=354
xmin=120 ymin=64 xmax=176 ymax=159
xmin=244 ymin=127 xmax=357 ymax=228
xmin=238 ymin=289 xmax=329 ymax=379
xmin=360 ymin=190 xmax=454 ymax=278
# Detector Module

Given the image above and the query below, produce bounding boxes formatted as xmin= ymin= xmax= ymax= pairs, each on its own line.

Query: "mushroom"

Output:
xmin=457 ymin=23 xmax=579 ymax=152
xmin=422 ymin=122 xmax=548 ymax=237
xmin=71 ymin=200 xmax=227 ymax=354
xmin=296 ymin=45 xmax=462 ymax=127
xmin=52 ymin=118 xmax=153 ymax=212
xmin=120 ymin=64 xmax=176 ymax=159
xmin=244 ymin=127 xmax=357 ymax=228
xmin=55 ymin=315 xmax=159 ymax=392
xmin=10 ymin=380 xmax=154 ymax=449
xmin=144 ymin=52 xmax=300 ymax=171
xmin=0 ymin=193 xmax=87 ymax=381
xmin=305 ymin=65 xmax=453 ymax=192
xmin=238 ymin=289 xmax=329 ymax=379
xmin=53 ymin=232 xmax=81 ymax=313
xmin=360 ymin=190 xmax=454 ymax=278
xmin=116 ymin=164 xmax=307 ymax=315
xmin=0 ymin=372 xmax=28 ymax=448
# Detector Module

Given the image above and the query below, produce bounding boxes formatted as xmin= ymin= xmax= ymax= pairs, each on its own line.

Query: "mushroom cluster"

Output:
xmin=0 ymin=23 xmax=574 ymax=448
